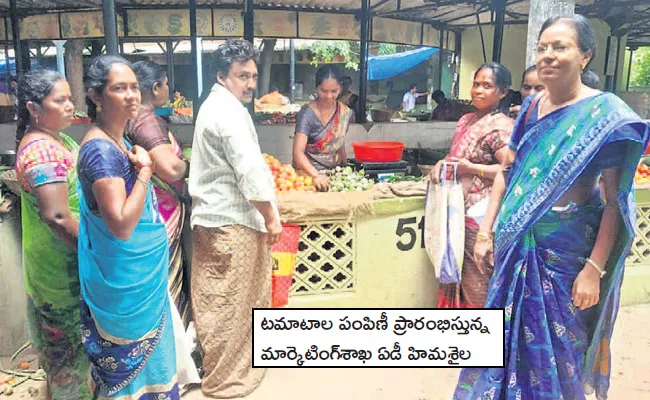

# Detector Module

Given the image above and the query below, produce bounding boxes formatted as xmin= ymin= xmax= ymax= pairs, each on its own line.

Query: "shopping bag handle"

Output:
xmin=440 ymin=161 xmax=459 ymax=185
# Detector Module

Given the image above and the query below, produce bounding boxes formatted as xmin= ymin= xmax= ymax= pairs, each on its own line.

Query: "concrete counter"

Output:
xmin=0 ymin=121 xmax=457 ymax=164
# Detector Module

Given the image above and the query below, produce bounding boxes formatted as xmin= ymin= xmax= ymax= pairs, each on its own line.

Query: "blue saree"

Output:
xmin=454 ymin=93 xmax=650 ymax=400
xmin=77 ymin=138 xmax=179 ymax=399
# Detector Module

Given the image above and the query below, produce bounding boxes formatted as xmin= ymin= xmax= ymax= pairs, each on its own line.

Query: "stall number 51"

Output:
xmin=396 ymin=217 xmax=425 ymax=251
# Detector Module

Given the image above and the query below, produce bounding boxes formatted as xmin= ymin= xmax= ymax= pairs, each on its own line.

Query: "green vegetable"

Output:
xmin=325 ymin=166 xmax=375 ymax=192
xmin=386 ymin=175 xmax=422 ymax=183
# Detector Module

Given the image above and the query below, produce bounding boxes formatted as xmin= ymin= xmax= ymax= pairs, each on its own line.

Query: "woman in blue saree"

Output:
xmin=77 ymin=55 xmax=179 ymax=399
xmin=458 ymin=15 xmax=650 ymax=400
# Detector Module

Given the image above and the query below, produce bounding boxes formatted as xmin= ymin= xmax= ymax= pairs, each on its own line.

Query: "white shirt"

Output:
xmin=403 ymin=92 xmax=417 ymax=111
xmin=189 ymin=84 xmax=277 ymax=232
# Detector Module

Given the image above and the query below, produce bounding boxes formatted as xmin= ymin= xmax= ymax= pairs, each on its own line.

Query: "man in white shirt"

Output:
xmin=401 ymin=83 xmax=428 ymax=112
xmin=188 ymin=38 xmax=281 ymax=398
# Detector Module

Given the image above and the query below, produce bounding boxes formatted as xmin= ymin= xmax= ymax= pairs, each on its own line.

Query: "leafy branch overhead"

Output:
xmin=309 ymin=41 xmax=359 ymax=71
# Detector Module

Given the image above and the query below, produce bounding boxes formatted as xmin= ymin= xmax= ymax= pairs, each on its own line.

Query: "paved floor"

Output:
xmin=184 ymin=304 xmax=650 ymax=400
xmin=4 ymin=304 xmax=650 ymax=400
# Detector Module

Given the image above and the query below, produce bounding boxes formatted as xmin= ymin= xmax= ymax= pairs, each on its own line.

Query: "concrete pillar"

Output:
xmin=526 ymin=0 xmax=575 ymax=68
xmin=53 ymin=40 xmax=67 ymax=78
xmin=0 ymin=207 xmax=28 ymax=356
xmin=65 ymin=40 xmax=86 ymax=112
xmin=627 ymin=46 xmax=637 ymax=91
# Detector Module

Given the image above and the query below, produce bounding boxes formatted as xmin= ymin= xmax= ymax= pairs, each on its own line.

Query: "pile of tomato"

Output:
xmin=263 ymin=153 xmax=316 ymax=194
xmin=635 ymin=161 xmax=650 ymax=186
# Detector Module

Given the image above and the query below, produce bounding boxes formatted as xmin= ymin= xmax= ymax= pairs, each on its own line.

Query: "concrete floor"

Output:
xmin=3 ymin=304 xmax=650 ymax=400
xmin=185 ymin=304 xmax=650 ymax=400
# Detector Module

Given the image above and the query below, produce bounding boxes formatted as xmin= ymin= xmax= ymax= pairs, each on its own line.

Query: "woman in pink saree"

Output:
xmin=127 ymin=61 xmax=191 ymax=323
xmin=430 ymin=62 xmax=514 ymax=308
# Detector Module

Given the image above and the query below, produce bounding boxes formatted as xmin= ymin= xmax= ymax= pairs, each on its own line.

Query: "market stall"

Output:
xmin=257 ymin=150 xmax=650 ymax=309
xmin=281 ymin=194 xmax=435 ymax=309
xmin=624 ymin=159 xmax=650 ymax=305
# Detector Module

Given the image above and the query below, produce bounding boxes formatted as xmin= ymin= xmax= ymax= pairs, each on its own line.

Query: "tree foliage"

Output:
xmin=309 ymin=40 xmax=359 ymax=71
xmin=630 ymin=47 xmax=650 ymax=87
xmin=377 ymin=43 xmax=398 ymax=55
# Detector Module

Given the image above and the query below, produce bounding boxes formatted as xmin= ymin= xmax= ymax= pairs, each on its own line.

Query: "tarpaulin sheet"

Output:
xmin=368 ymin=47 xmax=439 ymax=81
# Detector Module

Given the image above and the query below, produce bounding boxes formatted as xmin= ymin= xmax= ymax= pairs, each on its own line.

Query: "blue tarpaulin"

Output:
xmin=367 ymin=47 xmax=439 ymax=81
xmin=0 ymin=58 xmax=42 ymax=76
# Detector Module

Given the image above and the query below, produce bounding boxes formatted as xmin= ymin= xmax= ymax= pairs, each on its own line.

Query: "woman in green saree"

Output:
xmin=14 ymin=70 xmax=92 ymax=399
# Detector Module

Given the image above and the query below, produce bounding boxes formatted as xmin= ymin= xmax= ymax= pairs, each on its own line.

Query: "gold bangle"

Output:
xmin=479 ymin=166 xmax=485 ymax=178
xmin=477 ymin=231 xmax=492 ymax=240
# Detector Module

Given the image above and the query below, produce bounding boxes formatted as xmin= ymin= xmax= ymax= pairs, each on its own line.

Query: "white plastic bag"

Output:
xmin=424 ymin=162 xmax=465 ymax=284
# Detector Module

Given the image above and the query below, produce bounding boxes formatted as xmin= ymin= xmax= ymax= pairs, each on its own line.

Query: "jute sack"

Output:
xmin=277 ymin=190 xmax=375 ymax=223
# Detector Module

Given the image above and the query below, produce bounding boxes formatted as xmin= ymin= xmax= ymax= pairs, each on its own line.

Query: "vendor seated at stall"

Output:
xmin=429 ymin=90 xmax=456 ymax=121
xmin=293 ymin=65 xmax=354 ymax=192
xmin=338 ymin=76 xmax=359 ymax=113
xmin=172 ymin=88 xmax=186 ymax=108
xmin=259 ymin=86 xmax=290 ymax=105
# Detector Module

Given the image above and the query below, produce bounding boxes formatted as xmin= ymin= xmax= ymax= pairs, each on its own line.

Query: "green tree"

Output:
xmin=630 ymin=47 xmax=650 ymax=87
xmin=377 ymin=43 xmax=397 ymax=55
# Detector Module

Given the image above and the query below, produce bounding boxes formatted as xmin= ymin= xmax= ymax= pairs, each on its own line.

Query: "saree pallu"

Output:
xmin=17 ymin=134 xmax=92 ymax=399
xmin=304 ymin=102 xmax=353 ymax=169
xmin=151 ymin=133 xmax=190 ymax=325
xmin=78 ymin=180 xmax=179 ymax=399
xmin=454 ymin=93 xmax=650 ymax=400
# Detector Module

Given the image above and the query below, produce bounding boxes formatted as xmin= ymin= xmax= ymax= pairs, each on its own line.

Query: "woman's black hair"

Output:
xmin=315 ymin=65 xmax=342 ymax=88
xmin=85 ymin=55 xmax=132 ymax=121
xmin=15 ymin=69 xmax=65 ymax=148
xmin=131 ymin=60 xmax=167 ymax=98
xmin=539 ymin=14 xmax=597 ymax=76
xmin=521 ymin=65 xmax=537 ymax=86
xmin=581 ymin=68 xmax=601 ymax=90
xmin=474 ymin=62 xmax=512 ymax=114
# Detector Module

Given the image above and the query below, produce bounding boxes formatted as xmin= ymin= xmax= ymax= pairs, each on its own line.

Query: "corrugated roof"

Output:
xmin=0 ymin=0 xmax=647 ymax=45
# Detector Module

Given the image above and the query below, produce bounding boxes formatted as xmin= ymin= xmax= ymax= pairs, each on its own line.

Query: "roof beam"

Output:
xmin=377 ymin=3 xmax=438 ymax=17
xmin=442 ymin=6 xmax=489 ymax=24
xmin=371 ymin=0 xmax=393 ymax=11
